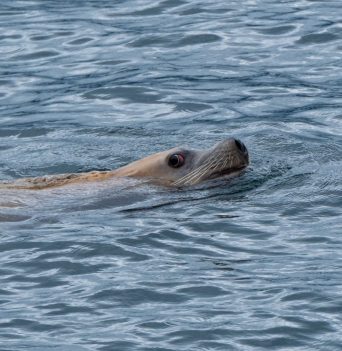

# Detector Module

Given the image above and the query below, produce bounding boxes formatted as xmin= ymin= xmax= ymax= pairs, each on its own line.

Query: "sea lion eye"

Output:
xmin=168 ymin=154 xmax=185 ymax=168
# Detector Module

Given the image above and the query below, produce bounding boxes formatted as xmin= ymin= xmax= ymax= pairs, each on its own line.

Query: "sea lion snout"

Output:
xmin=210 ymin=138 xmax=249 ymax=166
xmin=170 ymin=138 xmax=249 ymax=187
xmin=234 ymin=139 xmax=247 ymax=154
xmin=232 ymin=138 xmax=249 ymax=164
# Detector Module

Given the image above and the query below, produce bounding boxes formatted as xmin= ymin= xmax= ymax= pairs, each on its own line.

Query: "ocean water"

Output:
xmin=0 ymin=0 xmax=342 ymax=350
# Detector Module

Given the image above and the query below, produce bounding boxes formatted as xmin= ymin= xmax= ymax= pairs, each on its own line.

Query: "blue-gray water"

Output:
xmin=0 ymin=1 xmax=342 ymax=350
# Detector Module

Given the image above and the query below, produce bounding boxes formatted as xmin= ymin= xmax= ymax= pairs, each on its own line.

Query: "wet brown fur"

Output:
xmin=0 ymin=139 xmax=249 ymax=190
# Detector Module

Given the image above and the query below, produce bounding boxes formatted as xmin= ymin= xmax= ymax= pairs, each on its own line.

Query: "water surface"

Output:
xmin=0 ymin=0 xmax=342 ymax=350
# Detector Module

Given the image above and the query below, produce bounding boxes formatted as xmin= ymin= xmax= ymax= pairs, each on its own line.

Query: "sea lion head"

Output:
xmin=115 ymin=138 xmax=249 ymax=187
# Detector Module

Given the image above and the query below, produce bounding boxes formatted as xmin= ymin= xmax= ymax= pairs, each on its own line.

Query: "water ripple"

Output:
xmin=0 ymin=0 xmax=342 ymax=350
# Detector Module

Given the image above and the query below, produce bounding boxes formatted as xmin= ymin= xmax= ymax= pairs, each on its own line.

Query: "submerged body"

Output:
xmin=0 ymin=138 xmax=249 ymax=190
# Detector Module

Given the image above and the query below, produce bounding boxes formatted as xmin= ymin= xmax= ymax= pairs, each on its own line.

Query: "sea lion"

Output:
xmin=0 ymin=138 xmax=249 ymax=190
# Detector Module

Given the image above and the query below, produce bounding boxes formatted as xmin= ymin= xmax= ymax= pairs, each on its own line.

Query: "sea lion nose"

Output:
xmin=234 ymin=139 xmax=247 ymax=153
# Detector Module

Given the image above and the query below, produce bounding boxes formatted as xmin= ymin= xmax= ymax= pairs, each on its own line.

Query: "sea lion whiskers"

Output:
xmin=174 ymin=153 xmax=227 ymax=186
xmin=173 ymin=148 xmax=244 ymax=187
xmin=173 ymin=152 xmax=225 ymax=186
xmin=172 ymin=160 xmax=212 ymax=186
xmin=184 ymin=156 xmax=226 ymax=185
xmin=172 ymin=154 xmax=220 ymax=186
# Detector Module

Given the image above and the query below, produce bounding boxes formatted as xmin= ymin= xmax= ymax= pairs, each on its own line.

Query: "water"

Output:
xmin=0 ymin=0 xmax=341 ymax=350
